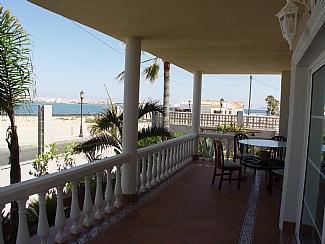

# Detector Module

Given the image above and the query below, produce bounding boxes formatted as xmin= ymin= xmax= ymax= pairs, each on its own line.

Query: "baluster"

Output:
xmin=168 ymin=147 xmax=173 ymax=175
xmin=178 ymin=144 xmax=182 ymax=169
xmin=136 ymin=158 xmax=141 ymax=192
xmin=184 ymin=141 xmax=187 ymax=165
xmin=94 ymin=172 xmax=104 ymax=220
xmin=114 ymin=165 xmax=123 ymax=208
xmin=151 ymin=153 xmax=157 ymax=185
xmin=105 ymin=168 xmax=114 ymax=214
xmin=173 ymin=145 xmax=177 ymax=171
xmin=83 ymin=176 xmax=93 ymax=227
xmin=55 ymin=186 xmax=66 ymax=243
xmin=156 ymin=151 xmax=161 ymax=183
xmin=140 ymin=157 xmax=147 ymax=192
xmin=70 ymin=181 xmax=80 ymax=234
xmin=160 ymin=150 xmax=165 ymax=180
xmin=164 ymin=148 xmax=169 ymax=177
xmin=180 ymin=142 xmax=184 ymax=167
xmin=38 ymin=192 xmax=49 ymax=243
xmin=146 ymin=154 xmax=152 ymax=189
xmin=17 ymin=198 xmax=30 ymax=244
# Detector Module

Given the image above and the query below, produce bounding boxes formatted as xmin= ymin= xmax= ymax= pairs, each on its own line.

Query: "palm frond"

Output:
xmin=138 ymin=100 xmax=163 ymax=119
xmin=138 ymin=126 xmax=172 ymax=141
xmin=74 ymin=132 xmax=122 ymax=156
xmin=90 ymin=108 xmax=122 ymax=135
xmin=142 ymin=62 xmax=160 ymax=83
xmin=0 ymin=8 xmax=34 ymax=114
xmin=115 ymin=70 xmax=125 ymax=82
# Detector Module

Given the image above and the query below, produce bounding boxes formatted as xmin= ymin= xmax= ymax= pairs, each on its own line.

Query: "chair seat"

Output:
xmin=224 ymin=160 xmax=241 ymax=169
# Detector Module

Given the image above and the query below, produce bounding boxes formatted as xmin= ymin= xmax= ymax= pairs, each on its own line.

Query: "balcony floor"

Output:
xmin=84 ymin=160 xmax=295 ymax=244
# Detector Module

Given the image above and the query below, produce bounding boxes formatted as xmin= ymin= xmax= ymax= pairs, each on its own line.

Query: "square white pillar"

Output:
xmin=279 ymin=71 xmax=291 ymax=137
xmin=191 ymin=71 xmax=202 ymax=156
xmin=121 ymin=37 xmax=141 ymax=195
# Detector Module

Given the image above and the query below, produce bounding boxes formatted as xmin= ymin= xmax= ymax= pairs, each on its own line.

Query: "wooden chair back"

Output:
xmin=234 ymin=133 xmax=248 ymax=160
xmin=214 ymin=139 xmax=225 ymax=170
xmin=271 ymin=135 xmax=287 ymax=162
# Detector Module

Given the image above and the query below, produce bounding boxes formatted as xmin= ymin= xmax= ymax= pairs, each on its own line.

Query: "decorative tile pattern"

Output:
xmin=238 ymin=172 xmax=262 ymax=244
xmin=73 ymin=166 xmax=191 ymax=244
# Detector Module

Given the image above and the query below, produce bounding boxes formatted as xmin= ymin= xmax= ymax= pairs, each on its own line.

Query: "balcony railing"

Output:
xmin=0 ymin=134 xmax=196 ymax=243
xmin=168 ymin=112 xmax=279 ymax=131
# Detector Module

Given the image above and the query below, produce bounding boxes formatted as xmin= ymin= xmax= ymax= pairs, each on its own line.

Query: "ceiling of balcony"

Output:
xmin=29 ymin=0 xmax=291 ymax=74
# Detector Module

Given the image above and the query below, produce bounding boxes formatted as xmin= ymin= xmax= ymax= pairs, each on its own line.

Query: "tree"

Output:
xmin=0 ymin=6 xmax=34 ymax=182
xmin=117 ymin=57 xmax=171 ymax=128
xmin=0 ymin=5 xmax=34 ymax=238
xmin=265 ymin=95 xmax=279 ymax=116
xmin=74 ymin=101 xmax=172 ymax=161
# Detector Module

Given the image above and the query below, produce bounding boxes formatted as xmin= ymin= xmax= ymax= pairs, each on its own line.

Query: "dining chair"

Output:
xmin=270 ymin=135 xmax=287 ymax=164
xmin=234 ymin=133 xmax=256 ymax=174
xmin=212 ymin=139 xmax=242 ymax=190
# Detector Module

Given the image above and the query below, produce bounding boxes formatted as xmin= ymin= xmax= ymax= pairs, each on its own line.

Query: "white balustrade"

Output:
xmin=146 ymin=154 xmax=152 ymax=189
xmin=0 ymin=134 xmax=198 ymax=242
xmin=140 ymin=157 xmax=147 ymax=192
xmin=156 ymin=151 xmax=161 ymax=183
xmin=83 ymin=176 xmax=93 ymax=228
xmin=105 ymin=168 xmax=114 ymax=214
xmin=55 ymin=185 xmax=67 ymax=243
xmin=151 ymin=153 xmax=157 ymax=186
xmin=160 ymin=150 xmax=165 ymax=181
xmin=17 ymin=198 xmax=30 ymax=244
xmin=37 ymin=192 xmax=49 ymax=243
xmin=114 ymin=166 xmax=123 ymax=208
xmin=94 ymin=172 xmax=105 ymax=220
xmin=70 ymin=181 xmax=80 ymax=235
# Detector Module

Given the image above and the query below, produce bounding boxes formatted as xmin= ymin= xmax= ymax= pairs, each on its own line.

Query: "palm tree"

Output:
xmin=0 ymin=6 xmax=34 ymax=184
xmin=117 ymin=57 xmax=171 ymax=128
xmin=74 ymin=101 xmax=172 ymax=161
xmin=0 ymin=5 xmax=34 ymax=237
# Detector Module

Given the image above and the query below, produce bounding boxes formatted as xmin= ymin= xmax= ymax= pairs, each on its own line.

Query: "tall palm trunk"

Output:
xmin=163 ymin=61 xmax=170 ymax=128
xmin=7 ymin=113 xmax=21 ymax=184
xmin=7 ymin=113 xmax=20 ymax=232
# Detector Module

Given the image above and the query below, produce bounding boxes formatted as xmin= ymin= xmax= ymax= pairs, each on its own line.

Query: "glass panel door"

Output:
xmin=299 ymin=64 xmax=325 ymax=243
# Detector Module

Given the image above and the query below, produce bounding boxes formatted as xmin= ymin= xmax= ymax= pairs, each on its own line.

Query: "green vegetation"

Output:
xmin=75 ymin=101 xmax=172 ymax=161
xmin=265 ymin=95 xmax=279 ymax=115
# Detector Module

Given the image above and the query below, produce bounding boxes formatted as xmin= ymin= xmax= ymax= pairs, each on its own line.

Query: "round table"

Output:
xmin=238 ymin=139 xmax=286 ymax=171
xmin=238 ymin=139 xmax=287 ymax=148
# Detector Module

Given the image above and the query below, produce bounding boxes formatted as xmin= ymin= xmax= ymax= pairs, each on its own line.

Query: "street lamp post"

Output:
xmin=188 ymin=100 xmax=191 ymax=112
xmin=79 ymin=90 xmax=85 ymax=137
xmin=220 ymin=98 xmax=224 ymax=114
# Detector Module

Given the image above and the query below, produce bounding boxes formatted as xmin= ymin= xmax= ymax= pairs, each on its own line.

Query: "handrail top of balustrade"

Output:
xmin=137 ymin=133 xmax=196 ymax=157
xmin=0 ymin=153 xmax=130 ymax=205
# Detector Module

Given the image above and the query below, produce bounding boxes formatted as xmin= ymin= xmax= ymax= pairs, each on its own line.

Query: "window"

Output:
xmin=299 ymin=65 xmax=325 ymax=243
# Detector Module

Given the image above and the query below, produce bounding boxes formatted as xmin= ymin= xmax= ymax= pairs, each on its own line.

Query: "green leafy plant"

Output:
xmin=198 ymin=138 xmax=214 ymax=158
xmin=215 ymin=123 xmax=246 ymax=134
xmin=57 ymin=143 xmax=76 ymax=171
xmin=29 ymin=144 xmax=58 ymax=177
xmin=75 ymin=101 xmax=172 ymax=161
xmin=265 ymin=95 xmax=279 ymax=115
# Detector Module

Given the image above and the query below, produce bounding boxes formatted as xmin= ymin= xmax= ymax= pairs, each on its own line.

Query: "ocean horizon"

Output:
xmin=10 ymin=103 xmax=267 ymax=116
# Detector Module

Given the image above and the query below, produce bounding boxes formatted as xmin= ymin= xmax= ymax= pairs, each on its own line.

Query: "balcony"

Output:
xmin=0 ymin=133 xmax=294 ymax=243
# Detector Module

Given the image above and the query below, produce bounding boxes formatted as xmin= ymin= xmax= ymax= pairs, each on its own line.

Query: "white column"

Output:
xmin=279 ymin=67 xmax=308 ymax=230
xmin=279 ymin=71 xmax=291 ymax=137
xmin=191 ymin=71 xmax=202 ymax=156
xmin=121 ymin=37 xmax=141 ymax=195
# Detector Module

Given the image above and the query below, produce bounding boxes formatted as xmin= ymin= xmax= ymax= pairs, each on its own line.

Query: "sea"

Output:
xmin=11 ymin=103 xmax=267 ymax=116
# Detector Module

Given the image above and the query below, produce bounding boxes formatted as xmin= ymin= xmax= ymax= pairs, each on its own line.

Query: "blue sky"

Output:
xmin=0 ymin=0 xmax=281 ymax=108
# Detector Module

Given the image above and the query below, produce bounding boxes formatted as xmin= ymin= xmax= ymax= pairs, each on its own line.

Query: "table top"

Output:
xmin=239 ymin=139 xmax=287 ymax=148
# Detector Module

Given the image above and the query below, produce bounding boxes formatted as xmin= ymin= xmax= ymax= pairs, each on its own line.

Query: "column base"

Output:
xmin=123 ymin=194 xmax=138 ymax=204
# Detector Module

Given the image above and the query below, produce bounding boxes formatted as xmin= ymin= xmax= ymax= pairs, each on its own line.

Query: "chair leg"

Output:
xmin=218 ymin=171 xmax=224 ymax=190
xmin=238 ymin=169 xmax=242 ymax=189
xmin=211 ymin=166 xmax=217 ymax=185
